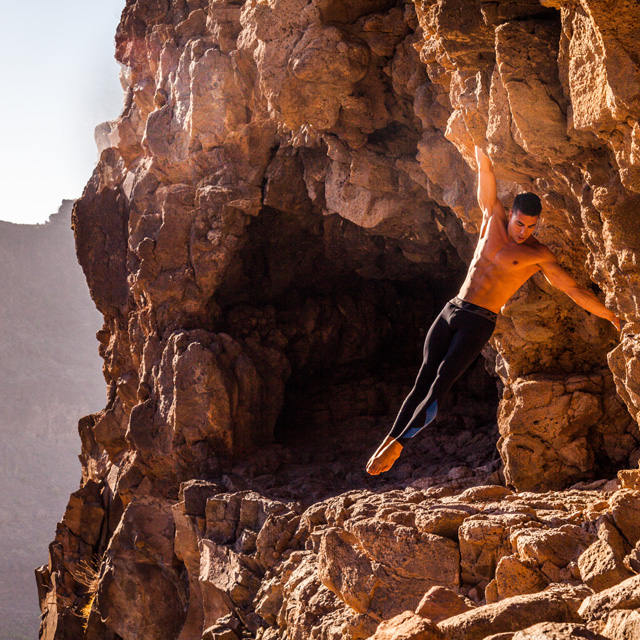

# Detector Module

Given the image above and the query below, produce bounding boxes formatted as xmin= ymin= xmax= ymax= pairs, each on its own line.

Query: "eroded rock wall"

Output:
xmin=38 ymin=0 xmax=640 ymax=638
xmin=413 ymin=0 xmax=640 ymax=490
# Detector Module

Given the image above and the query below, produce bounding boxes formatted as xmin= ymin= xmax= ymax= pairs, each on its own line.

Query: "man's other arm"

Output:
xmin=475 ymin=146 xmax=507 ymax=237
xmin=538 ymin=248 xmax=620 ymax=330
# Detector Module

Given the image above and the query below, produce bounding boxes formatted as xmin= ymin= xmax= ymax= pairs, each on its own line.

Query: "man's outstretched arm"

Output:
xmin=475 ymin=146 xmax=507 ymax=235
xmin=538 ymin=250 xmax=620 ymax=330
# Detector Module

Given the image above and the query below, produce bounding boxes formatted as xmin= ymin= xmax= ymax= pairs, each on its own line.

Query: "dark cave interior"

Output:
xmin=212 ymin=205 xmax=501 ymax=491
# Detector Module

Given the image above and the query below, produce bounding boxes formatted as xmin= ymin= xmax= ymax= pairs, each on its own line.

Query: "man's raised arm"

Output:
xmin=475 ymin=146 xmax=506 ymax=233
xmin=538 ymin=248 xmax=620 ymax=330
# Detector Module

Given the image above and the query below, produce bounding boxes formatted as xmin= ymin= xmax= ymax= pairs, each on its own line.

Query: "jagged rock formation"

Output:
xmin=0 ymin=202 xmax=104 ymax=640
xmin=38 ymin=0 xmax=640 ymax=639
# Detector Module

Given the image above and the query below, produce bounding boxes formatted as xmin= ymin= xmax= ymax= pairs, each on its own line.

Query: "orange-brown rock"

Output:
xmin=600 ymin=610 xmax=640 ymax=640
xmin=317 ymin=516 xmax=460 ymax=620
xmin=511 ymin=622 xmax=609 ymax=639
xmin=37 ymin=0 xmax=640 ymax=638
xmin=40 ymin=446 xmax=640 ymax=640
xmin=618 ymin=469 xmax=640 ymax=491
xmin=459 ymin=513 xmax=531 ymax=584
xmin=610 ymin=491 xmax=640 ymax=547
xmin=578 ymin=573 xmax=640 ymax=623
xmin=96 ymin=497 xmax=187 ymax=640
xmin=493 ymin=556 xmax=548 ymax=601
xmin=367 ymin=611 xmax=444 ymax=640
xmin=437 ymin=586 xmax=585 ymax=640
xmin=415 ymin=586 xmax=473 ymax=623
xmin=577 ymin=517 xmax=633 ymax=592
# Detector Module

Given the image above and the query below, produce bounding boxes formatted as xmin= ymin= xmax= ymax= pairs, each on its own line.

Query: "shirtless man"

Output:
xmin=366 ymin=145 xmax=620 ymax=475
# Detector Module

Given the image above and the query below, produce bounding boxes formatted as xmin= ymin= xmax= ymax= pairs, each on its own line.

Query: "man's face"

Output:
xmin=507 ymin=209 xmax=539 ymax=244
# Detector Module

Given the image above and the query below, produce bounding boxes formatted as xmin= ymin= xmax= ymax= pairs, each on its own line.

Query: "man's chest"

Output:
xmin=481 ymin=235 xmax=540 ymax=272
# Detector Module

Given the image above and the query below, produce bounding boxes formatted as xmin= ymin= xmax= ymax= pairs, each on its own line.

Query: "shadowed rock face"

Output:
xmin=37 ymin=0 xmax=640 ymax=638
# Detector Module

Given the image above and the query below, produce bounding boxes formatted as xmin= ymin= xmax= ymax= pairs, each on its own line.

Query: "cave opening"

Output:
xmin=213 ymin=205 xmax=501 ymax=488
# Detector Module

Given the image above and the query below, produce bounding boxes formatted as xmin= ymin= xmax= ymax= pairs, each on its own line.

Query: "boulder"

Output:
xmin=494 ymin=555 xmax=547 ymax=600
xmin=577 ymin=518 xmax=633 ymax=592
xmin=578 ymin=574 xmax=640 ymax=623
xmin=180 ymin=480 xmax=224 ymax=517
xmin=414 ymin=507 xmax=470 ymax=540
xmin=367 ymin=611 xmax=444 ymax=640
xmin=61 ymin=480 xmax=105 ymax=547
xmin=415 ymin=586 xmax=473 ymax=623
xmin=618 ymin=470 xmax=640 ymax=491
xmin=611 ymin=491 xmax=640 ymax=547
xmin=199 ymin=538 xmax=260 ymax=625
xmin=600 ymin=610 xmax=640 ymax=640
xmin=438 ymin=587 xmax=584 ymax=640
xmin=318 ymin=518 xmax=460 ymax=620
xmin=459 ymin=514 xmax=531 ymax=583
xmin=511 ymin=622 xmax=610 ymax=639
xmin=512 ymin=528 xmax=591 ymax=570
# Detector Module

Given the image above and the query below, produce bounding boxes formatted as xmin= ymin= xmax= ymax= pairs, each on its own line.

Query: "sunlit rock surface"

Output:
xmin=38 ymin=0 xmax=640 ymax=638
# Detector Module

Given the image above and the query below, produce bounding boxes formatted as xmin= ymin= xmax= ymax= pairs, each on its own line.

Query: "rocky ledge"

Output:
xmin=45 ymin=463 xmax=640 ymax=640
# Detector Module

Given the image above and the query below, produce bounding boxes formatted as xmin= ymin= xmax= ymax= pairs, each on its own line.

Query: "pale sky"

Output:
xmin=0 ymin=0 xmax=126 ymax=224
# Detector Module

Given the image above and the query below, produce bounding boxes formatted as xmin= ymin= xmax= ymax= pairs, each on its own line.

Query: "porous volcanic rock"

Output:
xmin=38 ymin=0 xmax=640 ymax=638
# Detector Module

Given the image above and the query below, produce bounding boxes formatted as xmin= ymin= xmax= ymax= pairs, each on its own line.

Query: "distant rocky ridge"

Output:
xmin=38 ymin=0 xmax=640 ymax=639
xmin=0 ymin=201 xmax=103 ymax=640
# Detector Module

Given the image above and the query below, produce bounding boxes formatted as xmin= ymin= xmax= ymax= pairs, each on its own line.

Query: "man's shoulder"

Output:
xmin=527 ymin=238 xmax=556 ymax=263
xmin=489 ymin=200 xmax=507 ymax=222
xmin=485 ymin=207 xmax=508 ymax=236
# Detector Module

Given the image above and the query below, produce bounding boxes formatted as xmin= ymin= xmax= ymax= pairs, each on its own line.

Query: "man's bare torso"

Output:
xmin=458 ymin=212 xmax=544 ymax=313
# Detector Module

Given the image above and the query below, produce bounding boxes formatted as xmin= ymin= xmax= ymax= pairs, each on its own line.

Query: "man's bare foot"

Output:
xmin=366 ymin=436 xmax=403 ymax=475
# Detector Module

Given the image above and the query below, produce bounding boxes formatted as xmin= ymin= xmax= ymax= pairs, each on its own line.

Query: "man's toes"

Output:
xmin=368 ymin=461 xmax=381 ymax=475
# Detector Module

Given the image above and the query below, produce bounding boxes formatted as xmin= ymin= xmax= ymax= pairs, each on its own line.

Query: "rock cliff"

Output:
xmin=38 ymin=0 xmax=640 ymax=639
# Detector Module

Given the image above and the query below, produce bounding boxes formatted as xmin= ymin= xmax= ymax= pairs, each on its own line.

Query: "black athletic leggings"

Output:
xmin=388 ymin=297 xmax=496 ymax=445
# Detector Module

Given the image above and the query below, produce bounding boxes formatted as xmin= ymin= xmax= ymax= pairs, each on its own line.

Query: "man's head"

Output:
xmin=508 ymin=192 xmax=541 ymax=244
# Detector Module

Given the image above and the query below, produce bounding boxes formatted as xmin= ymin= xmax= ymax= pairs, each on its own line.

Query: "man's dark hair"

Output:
xmin=512 ymin=192 xmax=542 ymax=217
